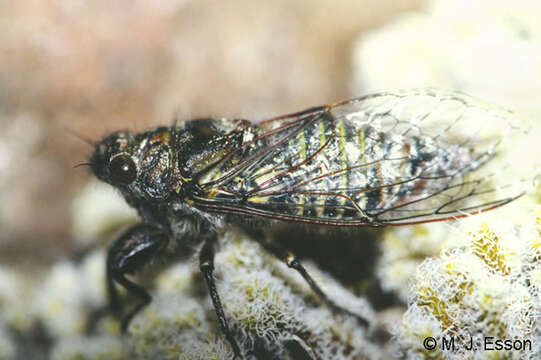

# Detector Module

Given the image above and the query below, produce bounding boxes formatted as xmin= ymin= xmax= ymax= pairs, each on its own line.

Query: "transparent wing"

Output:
xmin=194 ymin=89 xmax=524 ymax=225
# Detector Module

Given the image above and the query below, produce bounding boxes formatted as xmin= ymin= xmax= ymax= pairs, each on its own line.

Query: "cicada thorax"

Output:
xmin=173 ymin=118 xmax=256 ymax=196
xmin=133 ymin=128 xmax=174 ymax=200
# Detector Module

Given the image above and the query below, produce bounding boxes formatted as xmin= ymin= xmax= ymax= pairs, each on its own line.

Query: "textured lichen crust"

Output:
xmin=129 ymin=233 xmax=380 ymax=359
xmin=396 ymin=215 xmax=539 ymax=359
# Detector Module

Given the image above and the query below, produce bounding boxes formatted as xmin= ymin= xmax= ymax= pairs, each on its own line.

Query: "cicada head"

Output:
xmin=90 ymin=128 xmax=174 ymax=203
xmin=90 ymin=131 xmax=136 ymax=185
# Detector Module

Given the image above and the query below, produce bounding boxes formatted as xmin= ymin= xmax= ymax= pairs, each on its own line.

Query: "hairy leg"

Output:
xmin=106 ymin=223 xmax=169 ymax=332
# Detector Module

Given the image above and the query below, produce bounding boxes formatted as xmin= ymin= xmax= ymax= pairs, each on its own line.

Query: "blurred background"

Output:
xmin=0 ymin=0 xmax=427 ymax=268
xmin=2 ymin=0 xmax=541 ymax=292
xmin=2 ymin=0 xmax=541 ymax=358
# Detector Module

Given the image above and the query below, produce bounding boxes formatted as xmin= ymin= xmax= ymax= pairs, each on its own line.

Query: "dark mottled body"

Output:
xmin=92 ymin=89 xmax=518 ymax=231
xmin=89 ymin=89 xmax=522 ymax=357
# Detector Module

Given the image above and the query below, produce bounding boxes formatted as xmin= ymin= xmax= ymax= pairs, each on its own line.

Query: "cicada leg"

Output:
xmin=199 ymin=234 xmax=243 ymax=359
xmin=106 ymin=223 xmax=169 ymax=332
xmin=259 ymin=236 xmax=370 ymax=328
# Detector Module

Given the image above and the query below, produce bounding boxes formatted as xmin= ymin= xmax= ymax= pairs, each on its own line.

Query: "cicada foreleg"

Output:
xmin=106 ymin=223 xmax=169 ymax=332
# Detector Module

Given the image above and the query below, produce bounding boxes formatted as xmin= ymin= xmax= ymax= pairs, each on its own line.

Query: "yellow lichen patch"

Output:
xmin=404 ymin=325 xmax=446 ymax=360
xmin=454 ymin=281 xmax=474 ymax=303
xmin=418 ymin=349 xmax=446 ymax=360
xmin=470 ymin=224 xmax=510 ymax=276
xmin=524 ymin=211 xmax=541 ymax=262
xmin=440 ymin=257 xmax=473 ymax=304
xmin=244 ymin=281 xmax=257 ymax=302
xmin=417 ymin=287 xmax=453 ymax=330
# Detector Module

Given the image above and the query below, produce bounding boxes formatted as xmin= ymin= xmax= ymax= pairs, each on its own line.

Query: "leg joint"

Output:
xmin=200 ymin=260 xmax=214 ymax=272
xmin=285 ymin=253 xmax=298 ymax=268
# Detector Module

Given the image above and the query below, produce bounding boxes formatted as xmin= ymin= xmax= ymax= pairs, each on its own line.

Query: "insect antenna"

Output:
xmin=73 ymin=162 xmax=94 ymax=169
xmin=64 ymin=126 xmax=96 ymax=147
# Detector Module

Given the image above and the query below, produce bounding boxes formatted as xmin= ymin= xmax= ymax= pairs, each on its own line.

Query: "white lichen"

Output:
xmin=33 ymin=261 xmax=88 ymax=337
xmin=0 ymin=266 xmax=32 ymax=332
xmin=354 ymin=0 xmax=541 ymax=116
xmin=129 ymin=232 xmax=381 ymax=359
xmin=71 ymin=180 xmax=138 ymax=247
xmin=0 ymin=321 xmax=15 ymax=359
xmin=396 ymin=216 xmax=539 ymax=359
xmin=51 ymin=335 xmax=126 ymax=360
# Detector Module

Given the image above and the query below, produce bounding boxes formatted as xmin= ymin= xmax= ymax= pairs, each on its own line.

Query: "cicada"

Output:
xmin=88 ymin=89 xmax=523 ymax=358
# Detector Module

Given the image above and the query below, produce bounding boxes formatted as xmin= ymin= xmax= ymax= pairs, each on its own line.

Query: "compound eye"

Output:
xmin=109 ymin=154 xmax=137 ymax=185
